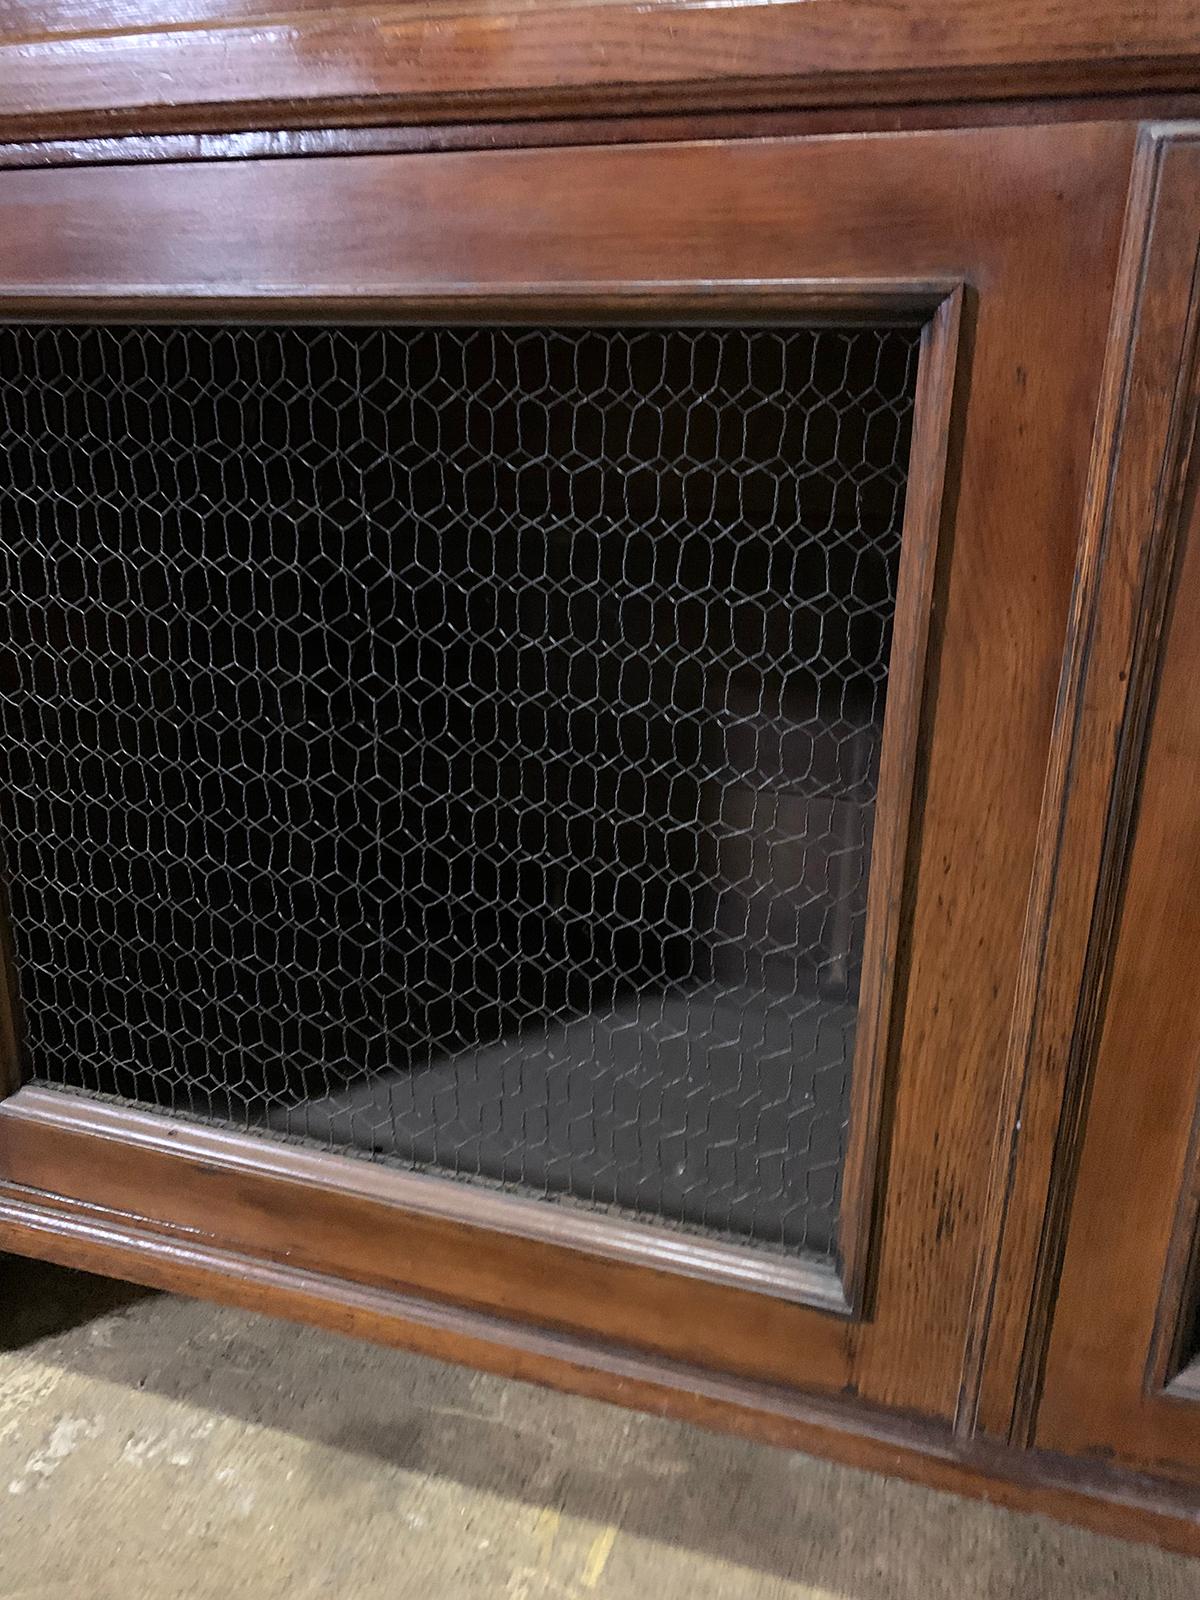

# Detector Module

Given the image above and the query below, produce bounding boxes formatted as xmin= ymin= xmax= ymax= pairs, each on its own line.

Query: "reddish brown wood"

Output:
xmin=0 ymin=1 xmax=1194 ymax=140
xmin=0 ymin=1088 xmax=848 ymax=1314
xmin=961 ymin=126 xmax=1199 ymax=1446
xmin=0 ymin=93 xmax=1199 ymax=175
xmin=0 ymin=289 xmax=961 ymax=1324
xmin=1034 ymin=133 xmax=1200 ymax=1481
xmin=0 ymin=0 xmax=1196 ymax=1562
xmin=0 ymin=122 xmax=1136 ymax=1429
xmin=0 ymin=1087 xmax=853 ymax=1388
xmin=837 ymin=286 xmax=962 ymax=1314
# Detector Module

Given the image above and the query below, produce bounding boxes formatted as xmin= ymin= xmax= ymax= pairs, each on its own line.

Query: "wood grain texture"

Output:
xmin=1034 ymin=133 xmax=1200 ymax=1481
xmin=0 ymin=1 xmax=1193 ymax=140
xmin=0 ymin=121 xmax=1134 ymax=1424
xmin=0 ymin=275 xmax=956 ymax=1331
xmin=0 ymin=1087 xmax=856 ymax=1393
xmin=1 ymin=94 xmax=1200 ymax=174
xmin=4 ymin=1177 xmax=1200 ymax=1556
xmin=0 ymin=1 xmax=336 ymax=34
xmin=0 ymin=1089 xmax=850 ymax=1310
xmin=837 ymin=286 xmax=962 ymax=1315
xmin=960 ymin=125 xmax=1200 ymax=1447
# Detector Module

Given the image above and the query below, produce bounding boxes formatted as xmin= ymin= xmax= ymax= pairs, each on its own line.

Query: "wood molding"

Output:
xmin=4 ymin=1177 xmax=1200 ymax=1556
xmin=1118 ymin=242 xmax=1200 ymax=1405
xmin=0 ymin=1085 xmax=858 ymax=1390
xmin=0 ymin=119 xmax=1135 ymax=1425
xmin=1150 ymin=686 xmax=1200 ymax=1397
xmin=1034 ymin=236 xmax=1200 ymax=1472
xmin=0 ymin=875 xmax=21 ymax=1101
xmin=0 ymin=1 xmax=1195 ymax=142
xmin=837 ymin=285 xmax=963 ymax=1313
xmin=966 ymin=125 xmax=1200 ymax=1453
xmin=0 ymin=280 xmax=951 ymax=324
xmin=1 ymin=1087 xmax=850 ymax=1310
xmin=1 ymin=96 xmax=1200 ymax=174
xmin=966 ymin=128 xmax=1200 ymax=1484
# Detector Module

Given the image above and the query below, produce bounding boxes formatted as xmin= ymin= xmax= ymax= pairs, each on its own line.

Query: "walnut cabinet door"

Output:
xmin=0 ymin=122 xmax=1136 ymax=1428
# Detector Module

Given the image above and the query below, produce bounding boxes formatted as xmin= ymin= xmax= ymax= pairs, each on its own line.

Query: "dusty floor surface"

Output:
xmin=1 ymin=1256 xmax=1197 ymax=1599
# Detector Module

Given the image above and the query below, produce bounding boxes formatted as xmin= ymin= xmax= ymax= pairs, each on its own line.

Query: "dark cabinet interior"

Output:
xmin=0 ymin=321 xmax=915 ymax=1261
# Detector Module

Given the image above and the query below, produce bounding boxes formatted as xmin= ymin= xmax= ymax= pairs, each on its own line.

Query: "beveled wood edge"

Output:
xmin=2 ymin=97 xmax=1200 ymax=175
xmin=955 ymin=129 xmax=1170 ymax=1442
xmin=0 ymin=1086 xmax=847 ymax=1312
xmin=837 ymin=285 xmax=964 ymax=1312
xmin=0 ymin=280 xmax=949 ymax=325
xmin=959 ymin=123 xmax=1200 ymax=1444
xmin=0 ymin=1 xmax=1197 ymax=142
xmin=3 ymin=1184 xmax=1200 ymax=1557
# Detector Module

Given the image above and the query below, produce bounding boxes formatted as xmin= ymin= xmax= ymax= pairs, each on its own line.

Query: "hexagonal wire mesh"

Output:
xmin=0 ymin=321 xmax=919 ymax=1263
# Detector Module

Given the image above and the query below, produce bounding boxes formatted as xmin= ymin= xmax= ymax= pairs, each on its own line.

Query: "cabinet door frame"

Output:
xmin=0 ymin=122 xmax=1134 ymax=1423
xmin=1025 ymin=126 xmax=1200 ymax=1480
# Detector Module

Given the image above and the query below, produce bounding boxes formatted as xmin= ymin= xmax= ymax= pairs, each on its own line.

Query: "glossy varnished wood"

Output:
xmin=0 ymin=1 xmax=1194 ymax=141
xmin=0 ymin=879 xmax=20 ymax=1100
xmin=0 ymin=1088 xmax=851 ymax=1380
xmin=0 ymin=270 xmax=965 ymax=1327
xmin=962 ymin=125 xmax=1200 ymax=1446
xmin=0 ymin=1088 xmax=849 ymax=1311
xmin=836 ymin=286 xmax=962 ymax=1315
xmin=1033 ymin=134 xmax=1200 ymax=1482
xmin=1 ymin=94 xmax=1200 ymax=175
xmin=0 ymin=123 xmax=1135 ymax=1426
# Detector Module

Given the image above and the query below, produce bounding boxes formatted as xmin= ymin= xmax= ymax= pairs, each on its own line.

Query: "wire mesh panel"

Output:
xmin=0 ymin=322 xmax=919 ymax=1262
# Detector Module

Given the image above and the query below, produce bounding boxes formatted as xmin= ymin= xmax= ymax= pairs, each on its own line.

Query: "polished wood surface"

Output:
xmin=828 ymin=286 xmax=961 ymax=1316
xmin=961 ymin=125 xmax=1198 ymax=1447
xmin=3 ymin=94 xmax=1200 ymax=176
xmin=0 ymin=1088 xmax=853 ymax=1386
xmin=0 ymin=1 xmax=1194 ymax=140
xmin=1034 ymin=134 xmax=1200 ymax=1482
xmin=0 ymin=122 xmax=1135 ymax=1428
xmin=0 ymin=1086 xmax=846 ymax=1313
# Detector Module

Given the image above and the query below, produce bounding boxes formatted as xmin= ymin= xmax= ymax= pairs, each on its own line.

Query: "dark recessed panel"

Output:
xmin=0 ymin=323 xmax=918 ymax=1261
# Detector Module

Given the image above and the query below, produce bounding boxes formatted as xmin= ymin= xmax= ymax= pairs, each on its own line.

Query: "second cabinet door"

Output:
xmin=1034 ymin=129 xmax=1200 ymax=1483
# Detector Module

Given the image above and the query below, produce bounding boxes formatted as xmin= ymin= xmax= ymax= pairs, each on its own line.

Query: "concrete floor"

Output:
xmin=1 ymin=1256 xmax=1197 ymax=1599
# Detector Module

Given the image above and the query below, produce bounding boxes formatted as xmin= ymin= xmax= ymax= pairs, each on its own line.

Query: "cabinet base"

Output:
xmin=2 ymin=1183 xmax=1199 ymax=1558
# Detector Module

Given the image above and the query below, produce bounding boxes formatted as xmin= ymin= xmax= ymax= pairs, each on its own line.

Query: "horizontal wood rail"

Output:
xmin=0 ymin=1 xmax=1196 ymax=141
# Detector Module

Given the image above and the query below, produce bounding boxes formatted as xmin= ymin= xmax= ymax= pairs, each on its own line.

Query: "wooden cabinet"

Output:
xmin=0 ymin=0 xmax=1198 ymax=1556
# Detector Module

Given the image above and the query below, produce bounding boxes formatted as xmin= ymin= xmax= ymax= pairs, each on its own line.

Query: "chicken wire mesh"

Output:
xmin=0 ymin=321 xmax=919 ymax=1261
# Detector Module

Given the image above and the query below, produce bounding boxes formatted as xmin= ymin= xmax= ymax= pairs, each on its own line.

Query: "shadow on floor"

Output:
xmin=1 ymin=1254 xmax=156 ymax=1351
xmin=4 ymin=1256 xmax=1191 ymax=1599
